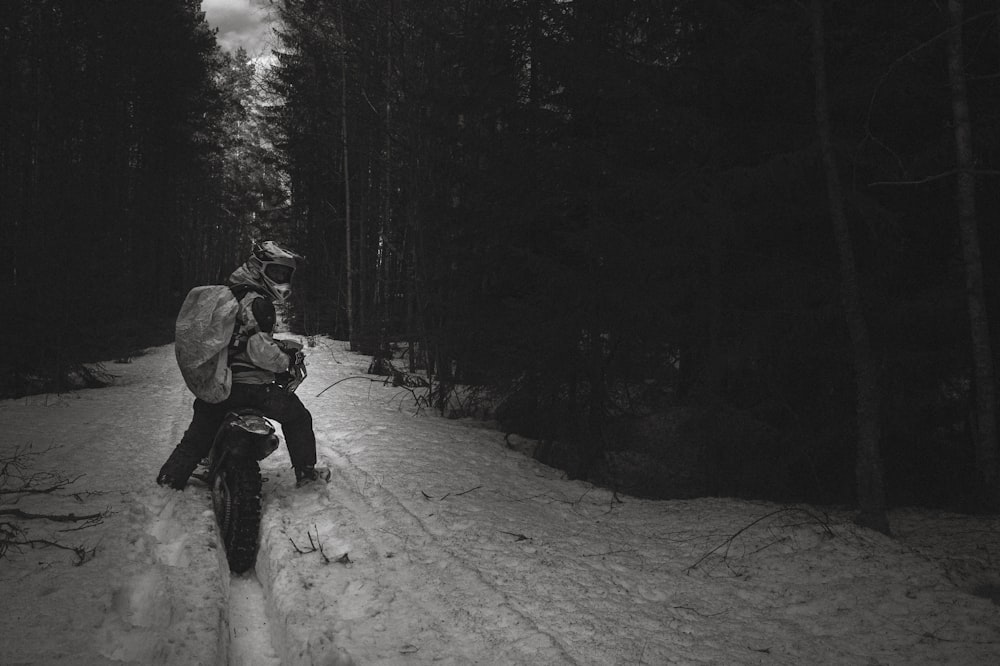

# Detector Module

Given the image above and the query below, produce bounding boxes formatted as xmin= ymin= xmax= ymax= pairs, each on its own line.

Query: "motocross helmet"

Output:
xmin=247 ymin=240 xmax=302 ymax=303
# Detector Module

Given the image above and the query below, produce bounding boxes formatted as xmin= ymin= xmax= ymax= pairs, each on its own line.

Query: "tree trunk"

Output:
xmin=340 ymin=0 xmax=354 ymax=348
xmin=811 ymin=0 xmax=889 ymax=534
xmin=946 ymin=0 xmax=1000 ymax=510
xmin=379 ymin=0 xmax=393 ymax=338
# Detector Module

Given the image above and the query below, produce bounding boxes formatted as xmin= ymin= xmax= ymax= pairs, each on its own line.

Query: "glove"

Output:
xmin=285 ymin=349 xmax=307 ymax=393
xmin=275 ymin=338 xmax=305 ymax=369
xmin=286 ymin=349 xmax=305 ymax=368
xmin=274 ymin=339 xmax=302 ymax=352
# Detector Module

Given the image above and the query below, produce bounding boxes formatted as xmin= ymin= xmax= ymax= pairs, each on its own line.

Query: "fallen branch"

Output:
xmin=869 ymin=168 xmax=1000 ymax=187
xmin=316 ymin=367 xmax=430 ymax=399
xmin=687 ymin=507 xmax=835 ymax=573
xmin=421 ymin=485 xmax=482 ymax=501
xmin=316 ymin=375 xmax=384 ymax=398
xmin=671 ymin=605 xmax=729 ymax=618
xmin=1 ymin=445 xmax=84 ymax=495
xmin=0 ymin=522 xmax=96 ymax=566
xmin=389 ymin=385 xmax=431 ymax=413
xmin=1 ymin=446 xmax=104 ymax=565
xmin=0 ymin=508 xmax=104 ymax=523
xmin=0 ymin=474 xmax=86 ymax=495
xmin=10 ymin=539 xmax=96 ymax=565
xmin=289 ymin=525 xmax=333 ymax=564
xmin=499 ymin=530 xmax=532 ymax=541
xmin=582 ymin=548 xmax=636 ymax=558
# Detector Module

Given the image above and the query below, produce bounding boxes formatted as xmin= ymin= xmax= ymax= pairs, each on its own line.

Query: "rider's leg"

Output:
xmin=258 ymin=386 xmax=317 ymax=475
xmin=156 ymin=398 xmax=227 ymax=489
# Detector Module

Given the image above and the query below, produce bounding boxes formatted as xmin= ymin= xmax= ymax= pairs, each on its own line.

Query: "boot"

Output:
xmin=156 ymin=470 xmax=187 ymax=490
xmin=294 ymin=465 xmax=330 ymax=487
xmin=156 ymin=448 xmax=201 ymax=491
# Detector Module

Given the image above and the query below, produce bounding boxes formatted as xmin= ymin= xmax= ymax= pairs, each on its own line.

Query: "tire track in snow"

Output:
xmin=195 ymin=466 xmax=282 ymax=666
xmin=153 ymin=346 xmax=282 ymax=666
xmin=146 ymin=346 xmax=282 ymax=665
xmin=325 ymin=449 xmax=578 ymax=663
xmin=99 ymin=345 xmax=284 ymax=666
xmin=224 ymin=570 xmax=283 ymax=665
xmin=113 ymin=479 xmax=283 ymax=666
xmin=98 ymin=487 xmax=224 ymax=664
xmin=256 ymin=448 xmax=578 ymax=665
xmin=96 ymin=347 xmax=226 ymax=664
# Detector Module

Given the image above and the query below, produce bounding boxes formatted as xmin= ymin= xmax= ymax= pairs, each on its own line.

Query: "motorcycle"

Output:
xmin=196 ymin=341 xmax=306 ymax=574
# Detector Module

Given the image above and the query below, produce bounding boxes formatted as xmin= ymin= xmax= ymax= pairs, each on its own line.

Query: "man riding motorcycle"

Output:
xmin=157 ymin=240 xmax=324 ymax=489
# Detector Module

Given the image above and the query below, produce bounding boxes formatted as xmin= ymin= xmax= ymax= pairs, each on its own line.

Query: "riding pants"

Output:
xmin=158 ymin=382 xmax=317 ymax=488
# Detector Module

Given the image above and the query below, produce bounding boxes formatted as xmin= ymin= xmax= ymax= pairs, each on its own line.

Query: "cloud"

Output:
xmin=201 ymin=0 xmax=276 ymax=56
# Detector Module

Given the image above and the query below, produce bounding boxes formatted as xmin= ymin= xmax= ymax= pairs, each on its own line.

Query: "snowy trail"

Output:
xmin=0 ymin=345 xmax=283 ymax=665
xmin=257 ymin=445 xmax=575 ymax=665
xmin=254 ymin=340 xmax=1000 ymax=665
xmin=225 ymin=573 xmax=282 ymax=666
xmin=3 ymin=338 xmax=1000 ymax=665
xmin=1 ymin=346 xmax=226 ymax=664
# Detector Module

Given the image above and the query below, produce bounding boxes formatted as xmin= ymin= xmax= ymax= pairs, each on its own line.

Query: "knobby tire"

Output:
xmin=212 ymin=462 xmax=263 ymax=574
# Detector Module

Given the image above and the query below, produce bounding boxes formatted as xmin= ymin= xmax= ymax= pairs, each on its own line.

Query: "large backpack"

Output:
xmin=174 ymin=285 xmax=240 ymax=403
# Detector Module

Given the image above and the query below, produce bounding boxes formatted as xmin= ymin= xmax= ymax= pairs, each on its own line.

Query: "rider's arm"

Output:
xmin=245 ymin=298 xmax=291 ymax=373
xmin=250 ymin=297 xmax=277 ymax=334
xmin=246 ymin=333 xmax=291 ymax=373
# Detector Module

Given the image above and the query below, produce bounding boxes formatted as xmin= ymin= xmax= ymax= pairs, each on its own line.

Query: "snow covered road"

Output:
xmin=2 ymin=339 xmax=1000 ymax=665
xmin=1 ymin=346 xmax=224 ymax=664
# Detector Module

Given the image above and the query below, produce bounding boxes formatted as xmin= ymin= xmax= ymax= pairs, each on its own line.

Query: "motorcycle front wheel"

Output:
xmin=211 ymin=462 xmax=263 ymax=574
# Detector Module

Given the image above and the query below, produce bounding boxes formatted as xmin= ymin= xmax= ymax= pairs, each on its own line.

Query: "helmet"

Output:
xmin=247 ymin=240 xmax=302 ymax=303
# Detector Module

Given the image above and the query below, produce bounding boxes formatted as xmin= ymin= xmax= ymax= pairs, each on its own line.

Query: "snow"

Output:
xmin=2 ymin=338 xmax=1000 ymax=665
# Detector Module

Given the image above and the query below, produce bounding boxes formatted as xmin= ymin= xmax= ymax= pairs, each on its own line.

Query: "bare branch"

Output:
xmin=315 ymin=374 xmax=387 ymax=397
xmin=422 ymin=485 xmax=482 ymax=501
xmin=687 ymin=507 xmax=835 ymax=573
xmin=870 ymin=168 xmax=1000 ymax=187
xmin=0 ymin=508 xmax=104 ymax=523
xmin=1 ymin=446 xmax=104 ymax=565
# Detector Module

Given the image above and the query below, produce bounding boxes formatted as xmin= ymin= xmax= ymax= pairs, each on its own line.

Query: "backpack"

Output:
xmin=174 ymin=285 xmax=240 ymax=403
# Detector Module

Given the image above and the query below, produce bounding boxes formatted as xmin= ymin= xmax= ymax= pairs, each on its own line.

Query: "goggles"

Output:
xmin=264 ymin=263 xmax=295 ymax=284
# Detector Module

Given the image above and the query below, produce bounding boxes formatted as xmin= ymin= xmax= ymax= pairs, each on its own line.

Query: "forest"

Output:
xmin=3 ymin=0 xmax=1000 ymax=530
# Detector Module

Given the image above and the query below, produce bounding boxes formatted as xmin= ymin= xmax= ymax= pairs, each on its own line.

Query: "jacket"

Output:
xmin=227 ymin=282 xmax=291 ymax=385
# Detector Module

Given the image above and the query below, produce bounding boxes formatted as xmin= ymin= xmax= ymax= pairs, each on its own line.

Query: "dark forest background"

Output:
xmin=4 ymin=0 xmax=1000 ymax=528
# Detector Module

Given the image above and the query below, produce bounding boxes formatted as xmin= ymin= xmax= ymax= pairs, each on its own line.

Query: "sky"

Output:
xmin=201 ymin=0 xmax=277 ymax=57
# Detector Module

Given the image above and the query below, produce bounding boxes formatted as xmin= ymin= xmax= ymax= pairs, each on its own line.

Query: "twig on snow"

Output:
xmin=686 ymin=507 xmax=835 ymax=573
xmin=672 ymin=605 xmax=729 ymax=618
xmin=288 ymin=535 xmax=312 ymax=554
xmin=1 ymin=446 xmax=104 ymax=565
xmin=582 ymin=548 xmax=636 ymax=558
xmin=289 ymin=525 xmax=340 ymax=564
xmin=499 ymin=530 xmax=532 ymax=541
xmin=316 ymin=366 xmax=430 ymax=400
xmin=315 ymin=375 xmax=384 ymax=397
xmin=0 ymin=508 xmax=105 ymax=523
xmin=420 ymin=485 xmax=482 ymax=501
xmin=0 ymin=523 xmax=97 ymax=566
